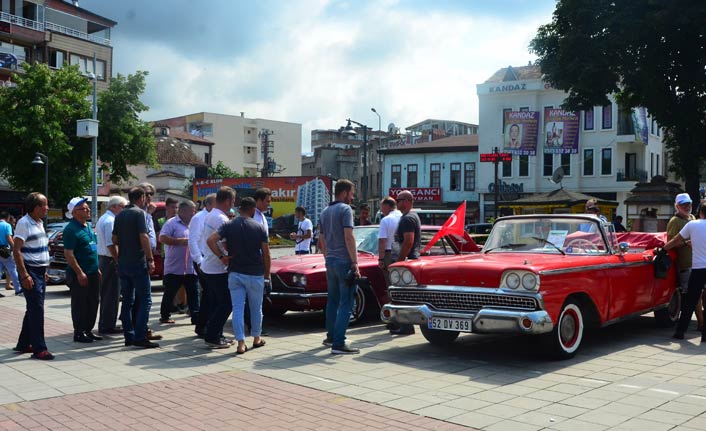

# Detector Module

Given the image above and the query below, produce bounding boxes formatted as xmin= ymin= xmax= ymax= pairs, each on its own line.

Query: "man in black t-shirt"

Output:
xmin=390 ymin=190 xmax=420 ymax=335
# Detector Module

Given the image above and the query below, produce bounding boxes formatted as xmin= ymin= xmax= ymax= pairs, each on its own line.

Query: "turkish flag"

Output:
xmin=421 ymin=201 xmax=466 ymax=254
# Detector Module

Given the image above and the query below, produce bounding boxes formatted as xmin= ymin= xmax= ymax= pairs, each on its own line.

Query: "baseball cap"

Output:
xmin=675 ymin=193 xmax=692 ymax=205
xmin=66 ymin=197 xmax=87 ymax=219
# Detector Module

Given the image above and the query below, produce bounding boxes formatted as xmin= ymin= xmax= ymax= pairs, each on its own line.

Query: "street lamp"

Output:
xmin=341 ymin=119 xmax=369 ymax=203
xmin=371 ymin=108 xmax=382 ymax=199
xmin=77 ymin=53 xmax=100 ymax=219
xmin=31 ymin=152 xmax=48 ymax=225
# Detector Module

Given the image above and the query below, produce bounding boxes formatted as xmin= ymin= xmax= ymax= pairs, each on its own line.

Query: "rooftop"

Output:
xmin=485 ymin=65 xmax=543 ymax=83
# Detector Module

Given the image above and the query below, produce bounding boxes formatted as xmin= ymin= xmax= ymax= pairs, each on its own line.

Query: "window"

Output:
xmin=602 ymin=104 xmax=613 ymax=129
xmin=502 ymin=108 xmax=512 ymax=132
xmin=501 ymin=160 xmax=511 ymax=177
xmin=464 ymin=162 xmax=475 ymax=191
xmin=584 ymin=108 xmax=594 ymax=130
xmin=430 ymin=163 xmax=441 ymax=188
xmin=204 ymin=153 xmax=211 ymax=165
xmin=519 ymin=155 xmax=529 ymax=177
xmin=543 ymin=153 xmax=553 ymax=176
xmin=601 ymin=148 xmax=612 ymax=175
xmin=49 ymin=50 xmax=65 ymax=68
xmin=450 ymin=163 xmax=461 ymax=191
xmin=617 ymin=105 xmax=634 ymax=135
xmin=407 ymin=164 xmax=418 ymax=188
xmin=650 ymin=153 xmax=654 ymax=177
xmin=560 ymin=153 xmax=571 ymax=176
xmin=391 ymin=164 xmax=401 ymax=187
xmin=651 ymin=117 xmax=655 ymax=135
xmin=656 ymin=154 xmax=660 ymax=175
xmin=68 ymin=54 xmax=107 ymax=80
xmin=583 ymin=149 xmax=594 ymax=176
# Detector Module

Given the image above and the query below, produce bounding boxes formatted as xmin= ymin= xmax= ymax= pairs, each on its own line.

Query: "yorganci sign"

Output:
xmin=388 ymin=187 xmax=442 ymax=201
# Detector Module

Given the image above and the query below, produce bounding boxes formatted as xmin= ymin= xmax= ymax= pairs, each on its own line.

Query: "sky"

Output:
xmin=80 ymin=0 xmax=557 ymax=153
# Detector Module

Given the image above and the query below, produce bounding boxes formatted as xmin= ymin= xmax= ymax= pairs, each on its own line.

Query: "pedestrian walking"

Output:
xmin=666 ymin=193 xmax=702 ymax=330
xmin=207 ymin=197 xmax=270 ymax=354
xmin=190 ymin=193 xmax=215 ymax=338
xmin=13 ymin=192 xmax=53 ymax=360
xmin=318 ymin=179 xmax=360 ymax=354
xmin=389 ymin=190 xmax=420 ymax=335
xmin=200 ymin=186 xmax=236 ymax=349
xmin=63 ymin=197 xmax=102 ymax=343
xmin=112 ymin=187 xmax=158 ymax=349
xmin=96 ymin=195 xmax=127 ymax=335
xmin=290 ymin=206 xmax=313 ymax=255
xmin=0 ymin=211 xmax=20 ymax=295
xmin=159 ymin=200 xmax=200 ymax=326
xmin=662 ymin=201 xmax=706 ymax=342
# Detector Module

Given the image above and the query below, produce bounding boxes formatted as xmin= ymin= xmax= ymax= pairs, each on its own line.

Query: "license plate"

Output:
xmin=428 ymin=317 xmax=472 ymax=332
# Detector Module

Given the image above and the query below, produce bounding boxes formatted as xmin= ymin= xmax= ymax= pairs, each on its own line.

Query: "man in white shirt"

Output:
xmin=290 ymin=206 xmax=313 ymax=255
xmin=190 ymin=193 xmax=215 ymax=337
xmin=96 ymin=195 xmax=127 ymax=335
xmin=201 ymin=187 xmax=236 ymax=348
xmin=377 ymin=197 xmax=402 ymax=284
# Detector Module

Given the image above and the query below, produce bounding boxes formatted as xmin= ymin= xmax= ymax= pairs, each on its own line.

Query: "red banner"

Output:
xmin=388 ymin=187 xmax=442 ymax=202
xmin=422 ymin=201 xmax=466 ymax=253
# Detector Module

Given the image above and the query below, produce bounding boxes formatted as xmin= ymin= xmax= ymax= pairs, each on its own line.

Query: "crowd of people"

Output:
xmin=5 ymin=179 xmax=705 ymax=360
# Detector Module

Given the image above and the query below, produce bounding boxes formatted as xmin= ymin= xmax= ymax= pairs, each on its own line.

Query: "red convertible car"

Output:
xmin=381 ymin=214 xmax=680 ymax=359
xmin=266 ymin=225 xmax=479 ymax=323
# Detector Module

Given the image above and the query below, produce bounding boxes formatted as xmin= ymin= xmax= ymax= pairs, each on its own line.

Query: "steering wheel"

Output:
xmin=566 ymin=238 xmax=599 ymax=253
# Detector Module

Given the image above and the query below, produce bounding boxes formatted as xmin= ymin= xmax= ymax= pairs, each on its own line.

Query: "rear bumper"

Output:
xmin=381 ymin=303 xmax=554 ymax=335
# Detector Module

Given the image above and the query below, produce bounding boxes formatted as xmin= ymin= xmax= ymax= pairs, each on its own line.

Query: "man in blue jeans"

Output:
xmin=112 ymin=187 xmax=157 ymax=349
xmin=318 ymin=179 xmax=360 ymax=355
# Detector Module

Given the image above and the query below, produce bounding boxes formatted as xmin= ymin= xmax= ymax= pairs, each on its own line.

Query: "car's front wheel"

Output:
xmin=544 ymin=299 xmax=584 ymax=359
xmin=420 ymin=325 xmax=459 ymax=345
xmin=654 ymin=289 xmax=680 ymax=327
xmin=350 ymin=285 xmax=367 ymax=324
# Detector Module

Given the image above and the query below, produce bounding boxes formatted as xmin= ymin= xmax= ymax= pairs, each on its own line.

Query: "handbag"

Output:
xmin=0 ymin=246 xmax=10 ymax=259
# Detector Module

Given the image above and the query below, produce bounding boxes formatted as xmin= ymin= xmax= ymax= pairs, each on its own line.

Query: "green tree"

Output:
xmin=0 ymin=63 xmax=92 ymax=205
xmin=97 ymin=71 xmax=157 ymax=184
xmin=530 ymin=0 xmax=706 ymax=201
xmin=208 ymin=161 xmax=242 ymax=178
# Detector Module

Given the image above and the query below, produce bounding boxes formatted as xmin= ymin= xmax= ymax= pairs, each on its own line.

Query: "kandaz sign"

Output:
xmin=504 ymin=111 xmax=539 ymax=156
xmin=388 ymin=187 xmax=442 ymax=201
xmin=544 ymin=108 xmax=580 ymax=154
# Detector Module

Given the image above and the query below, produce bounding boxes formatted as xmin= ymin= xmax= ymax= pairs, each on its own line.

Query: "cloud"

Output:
xmin=80 ymin=0 xmax=556 ymax=152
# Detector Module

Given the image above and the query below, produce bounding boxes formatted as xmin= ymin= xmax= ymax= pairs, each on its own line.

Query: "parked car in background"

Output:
xmin=267 ymin=225 xmax=480 ymax=323
xmin=382 ymin=214 xmax=680 ymax=359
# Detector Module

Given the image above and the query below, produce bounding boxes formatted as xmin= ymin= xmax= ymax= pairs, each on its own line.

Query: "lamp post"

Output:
xmin=341 ymin=119 xmax=369 ymax=203
xmin=371 ymin=108 xmax=381 ymax=200
xmin=31 ymin=152 xmax=48 ymax=225
xmin=90 ymin=53 xmax=98 ymax=219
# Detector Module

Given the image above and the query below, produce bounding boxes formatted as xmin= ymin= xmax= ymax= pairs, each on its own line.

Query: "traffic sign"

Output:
xmin=480 ymin=152 xmax=512 ymax=163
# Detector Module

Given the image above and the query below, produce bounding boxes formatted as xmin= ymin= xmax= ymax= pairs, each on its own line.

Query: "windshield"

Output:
xmin=484 ymin=217 xmax=608 ymax=255
xmin=353 ymin=226 xmax=463 ymax=256
xmin=354 ymin=227 xmax=380 ymax=254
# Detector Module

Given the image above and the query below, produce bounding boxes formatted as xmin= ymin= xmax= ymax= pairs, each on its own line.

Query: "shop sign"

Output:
xmin=388 ymin=187 xmax=442 ymax=201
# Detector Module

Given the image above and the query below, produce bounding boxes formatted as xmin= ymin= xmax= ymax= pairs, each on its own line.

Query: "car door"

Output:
xmin=606 ymin=253 xmax=654 ymax=320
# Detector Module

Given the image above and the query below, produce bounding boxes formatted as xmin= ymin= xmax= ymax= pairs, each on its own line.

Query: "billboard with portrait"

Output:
xmin=543 ymin=108 xmax=580 ymax=154
xmin=503 ymin=111 xmax=539 ymax=156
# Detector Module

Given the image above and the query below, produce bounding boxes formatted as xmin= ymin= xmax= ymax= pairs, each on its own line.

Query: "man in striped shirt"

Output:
xmin=13 ymin=192 xmax=53 ymax=360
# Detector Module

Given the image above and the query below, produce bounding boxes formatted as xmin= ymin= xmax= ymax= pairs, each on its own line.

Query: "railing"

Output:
xmin=0 ymin=12 xmax=111 ymax=46
xmin=617 ymin=168 xmax=648 ymax=182
xmin=0 ymin=11 xmax=44 ymax=32
xmin=45 ymin=21 xmax=112 ymax=46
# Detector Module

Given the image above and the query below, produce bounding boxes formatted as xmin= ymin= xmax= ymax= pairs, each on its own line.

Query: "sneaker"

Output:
xmin=132 ymin=340 xmax=159 ymax=349
xmin=206 ymin=339 xmax=231 ymax=349
xmin=322 ymin=337 xmax=333 ymax=347
xmin=220 ymin=337 xmax=235 ymax=346
xmin=32 ymin=350 xmax=55 ymax=360
xmin=331 ymin=344 xmax=360 ymax=355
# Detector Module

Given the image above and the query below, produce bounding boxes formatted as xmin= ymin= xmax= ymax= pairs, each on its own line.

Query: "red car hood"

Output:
xmin=394 ymin=252 xmax=617 ymax=287
xmin=271 ymin=254 xmax=327 ymax=273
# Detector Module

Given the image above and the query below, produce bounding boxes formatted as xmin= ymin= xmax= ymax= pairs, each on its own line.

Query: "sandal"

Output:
xmin=252 ymin=340 xmax=266 ymax=349
xmin=236 ymin=345 xmax=248 ymax=355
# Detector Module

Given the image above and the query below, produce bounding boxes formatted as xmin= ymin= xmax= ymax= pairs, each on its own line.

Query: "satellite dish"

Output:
xmin=550 ymin=167 xmax=565 ymax=188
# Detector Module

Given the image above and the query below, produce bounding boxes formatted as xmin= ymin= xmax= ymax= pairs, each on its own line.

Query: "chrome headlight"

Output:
xmin=501 ymin=270 xmax=539 ymax=291
xmin=292 ymin=275 xmax=299 ymax=285
xmin=299 ymin=275 xmax=306 ymax=286
xmin=390 ymin=268 xmax=417 ymax=287
xmin=291 ymin=274 xmax=307 ymax=286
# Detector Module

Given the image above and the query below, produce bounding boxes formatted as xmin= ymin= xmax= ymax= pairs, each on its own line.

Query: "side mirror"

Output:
xmin=618 ymin=242 xmax=630 ymax=254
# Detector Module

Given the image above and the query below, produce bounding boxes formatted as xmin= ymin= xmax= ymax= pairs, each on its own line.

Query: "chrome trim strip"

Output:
xmin=538 ymin=260 xmax=652 ymax=276
xmin=601 ymin=304 xmax=666 ymax=327
xmin=268 ymin=292 xmax=327 ymax=299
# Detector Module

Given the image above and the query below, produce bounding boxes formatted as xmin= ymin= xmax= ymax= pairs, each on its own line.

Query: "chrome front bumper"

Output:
xmin=381 ymin=303 xmax=554 ymax=335
xmin=268 ymin=292 xmax=327 ymax=299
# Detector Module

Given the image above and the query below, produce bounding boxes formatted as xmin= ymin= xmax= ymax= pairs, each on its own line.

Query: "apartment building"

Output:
xmin=0 ymin=0 xmax=115 ymax=90
xmin=476 ymin=64 xmax=667 ymax=222
xmin=156 ymin=112 xmax=302 ymax=178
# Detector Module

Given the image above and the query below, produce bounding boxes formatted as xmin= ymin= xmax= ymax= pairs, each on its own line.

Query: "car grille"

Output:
xmin=390 ymin=288 xmax=538 ymax=312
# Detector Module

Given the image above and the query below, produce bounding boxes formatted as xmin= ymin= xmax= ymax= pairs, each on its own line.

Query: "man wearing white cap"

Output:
xmin=666 ymin=193 xmax=703 ymax=332
xmin=63 ymin=197 xmax=102 ymax=343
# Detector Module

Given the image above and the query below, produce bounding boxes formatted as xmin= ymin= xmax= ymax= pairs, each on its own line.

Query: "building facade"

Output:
xmin=379 ymin=135 xmax=481 ymax=222
xmin=406 ymin=118 xmax=478 ymax=138
xmin=0 ymin=0 xmax=115 ymax=90
xmin=156 ymin=112 xmax=302 ymax=178
xmin=477 ymin=65 xmax=666 ymax=222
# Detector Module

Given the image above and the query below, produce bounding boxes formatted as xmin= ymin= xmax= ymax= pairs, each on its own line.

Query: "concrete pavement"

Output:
xmin=1 ymin=280 xmax=706 ymax=430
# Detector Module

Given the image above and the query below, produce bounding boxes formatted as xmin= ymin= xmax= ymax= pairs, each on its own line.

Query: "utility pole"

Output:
xmin=259 ymin=129 xmax=274 ymax=177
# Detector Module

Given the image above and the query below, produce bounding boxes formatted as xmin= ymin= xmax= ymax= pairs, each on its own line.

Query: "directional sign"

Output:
xmin=480 ymin=152 xmax=512 ymax=163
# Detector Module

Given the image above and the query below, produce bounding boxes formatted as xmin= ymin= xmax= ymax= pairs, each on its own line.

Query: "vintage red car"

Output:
xmin=266 ymin=225 xmax=479 ymax=323
xmin=381 ymin=214 xmax=680 ymax=359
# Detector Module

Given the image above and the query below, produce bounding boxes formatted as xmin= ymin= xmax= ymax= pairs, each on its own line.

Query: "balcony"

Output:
xmin=45 ymin=21 xmax=111 ymax=46
xmin=617 ymin=168 xmax=647 ymax=182
xmin=0 ymin=11 xmax=44 ymax=32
